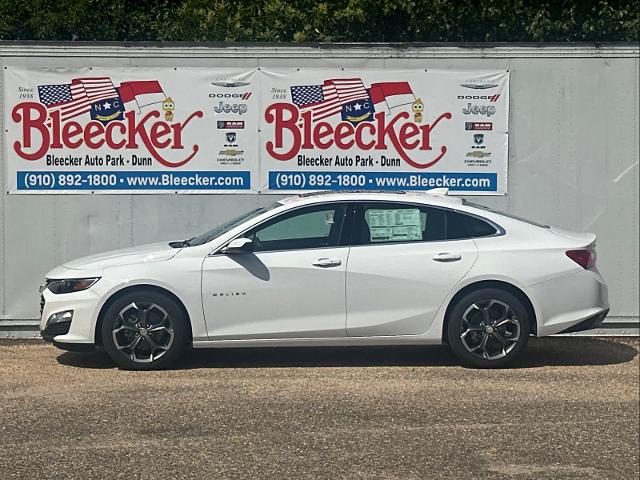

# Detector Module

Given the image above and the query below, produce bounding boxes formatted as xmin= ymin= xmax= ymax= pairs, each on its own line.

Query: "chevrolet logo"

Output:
xmin=218 ymin=149 xmax=244 ymax=156
xmin=466 ymin=151 xmax=491 ymax=158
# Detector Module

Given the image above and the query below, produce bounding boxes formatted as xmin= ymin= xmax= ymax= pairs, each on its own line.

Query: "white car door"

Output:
xmin=202 ymin=203 xmax=349 ymax=339
xmin=346 ymin=202 xmax=494 ymax=337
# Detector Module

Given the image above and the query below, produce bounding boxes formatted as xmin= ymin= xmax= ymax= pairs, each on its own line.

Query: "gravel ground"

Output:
xmin=0 ymin=337 xmax=638 ymax=480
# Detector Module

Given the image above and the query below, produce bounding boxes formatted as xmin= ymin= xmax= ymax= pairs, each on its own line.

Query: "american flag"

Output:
xmin=290 ymin=78 xmax=370 ymax=121
xmin=38 ymin=77 xmax=119 ymax=122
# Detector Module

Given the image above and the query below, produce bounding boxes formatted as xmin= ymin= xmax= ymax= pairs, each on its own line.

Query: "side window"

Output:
xmin=246 ymin=204 xmax=346 ymax=252
xmin=353 ymin=203 xmax=498 ymax=245
xmin=446 ymin=211 xmax=497 ymax=239
xmin=354 ymin=203 xmax=446 ymax=245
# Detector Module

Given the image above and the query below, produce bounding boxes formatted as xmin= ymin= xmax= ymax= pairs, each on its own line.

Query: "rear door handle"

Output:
xmin=312 ymin=258 xmax=342 ymax=268
xmin=432 ymin=252 xmax=462 ymax=262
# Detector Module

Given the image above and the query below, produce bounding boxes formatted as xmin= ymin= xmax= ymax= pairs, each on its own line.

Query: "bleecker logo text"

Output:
xmin=265 ymin=103 xmax=452 ymax=169
xmin=11 ymin=103 xmax=204 ymax=167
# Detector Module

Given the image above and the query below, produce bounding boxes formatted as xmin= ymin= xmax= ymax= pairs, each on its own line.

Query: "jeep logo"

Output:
xmin=213 ymin=102 xmax=248 ymax=115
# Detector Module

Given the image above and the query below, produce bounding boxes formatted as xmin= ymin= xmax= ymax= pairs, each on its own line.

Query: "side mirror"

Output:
xmin=222 ymin=237 xmax=253 ymax=254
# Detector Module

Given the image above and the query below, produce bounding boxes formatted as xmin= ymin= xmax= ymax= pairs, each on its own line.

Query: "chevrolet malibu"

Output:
xmin=40 ymin=191 xmax=609 ymax=369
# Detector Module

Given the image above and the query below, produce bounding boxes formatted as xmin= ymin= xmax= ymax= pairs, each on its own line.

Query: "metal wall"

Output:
xmin=1 ymin=44 xmax=638 ymax=323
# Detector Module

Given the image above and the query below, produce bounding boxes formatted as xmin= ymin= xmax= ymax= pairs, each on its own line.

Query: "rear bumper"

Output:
xmin=556 ymin=308 xmax=609 ymax=334
xmin=529 ymin=268 xmax=609 ymax=336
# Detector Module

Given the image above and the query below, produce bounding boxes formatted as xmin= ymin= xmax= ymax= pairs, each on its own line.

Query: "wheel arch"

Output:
xmin=441 ymin=280 xmax=537 ymax=343
xmin=95 ymin=284 xmax=193 ymax=346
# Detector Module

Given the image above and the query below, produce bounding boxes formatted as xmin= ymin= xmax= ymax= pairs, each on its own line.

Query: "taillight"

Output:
xmin=566 ymin=248 xmax=596 ymax=269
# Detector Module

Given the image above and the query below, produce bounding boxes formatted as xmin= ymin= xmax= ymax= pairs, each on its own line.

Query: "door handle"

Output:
xmin=433 ymin=252 xmax=462 ymax=262
xmin=312 ymin=258 xmax=342 ymax=268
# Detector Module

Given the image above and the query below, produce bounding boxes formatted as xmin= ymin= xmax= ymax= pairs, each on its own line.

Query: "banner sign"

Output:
xmin=3 ymin=67 xmax=508 ymax=194
xmin=4 ymin=67 xmax=258 ymax=193
xmin=259 ymin=69 xmax=508 ymax=195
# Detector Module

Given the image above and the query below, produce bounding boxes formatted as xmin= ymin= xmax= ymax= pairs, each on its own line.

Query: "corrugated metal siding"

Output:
xmin=0 ymin=44 xmax=638 ymax=322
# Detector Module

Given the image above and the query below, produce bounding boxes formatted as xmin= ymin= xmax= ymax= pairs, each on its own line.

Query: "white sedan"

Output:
xmin=39 ymin=191 xmax=609 ymax=369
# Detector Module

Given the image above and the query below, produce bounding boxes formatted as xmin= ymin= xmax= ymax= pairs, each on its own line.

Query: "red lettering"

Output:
xmin=263 ymin=103 xmax=452 ymax=169
xmin=301 ymin=110 xmax=313 ymax=149
xmin=105 ymin=122 xmax=126 ymax=149
xmin=265 ymin=103 xmax=301 ymax=161
xmin=313 ymin=122 xmax=333 ymax=149
xmin=335 ymin=122 xmax=355 ymax=149
xmin=398 ymin=123 xmax=420 ymax=150
xmin=355 ymin=122 xmax=375 ymax=150
xmin=62 ymin=121 xmax=83 ymax=148
xmin=84 ymin=121 xmax=105 ymax=149
xmin=420 ymin=112 xmax=452 ymax=151
xmin=151 ymin=121 xmax=173 ymax=149
xmin=12 ymin=102 xmax=49 ymax=160
xmin=10 ymin=101 xmax=203 ymax=167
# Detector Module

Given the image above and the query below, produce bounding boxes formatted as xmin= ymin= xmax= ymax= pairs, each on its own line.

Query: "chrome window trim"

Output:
xmin=211 ymin=199 xmax=505 ymax=255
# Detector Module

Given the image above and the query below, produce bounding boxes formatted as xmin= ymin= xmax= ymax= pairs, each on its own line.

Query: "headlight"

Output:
xmin=46 ymin=277 xmax=100 ymax=294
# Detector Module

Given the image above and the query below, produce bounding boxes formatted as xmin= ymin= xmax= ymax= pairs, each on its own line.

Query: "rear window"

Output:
xmin=462 ymin=200 xmax=549 ymax=229
xmin=447 ymin=210 xmax=498 ymax=239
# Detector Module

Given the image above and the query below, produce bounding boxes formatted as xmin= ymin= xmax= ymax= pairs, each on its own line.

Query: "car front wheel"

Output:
xmin=101 ymin=290 xmax=188 ymax=370
xmin=447 ymin=288 xmax=530 ymax=368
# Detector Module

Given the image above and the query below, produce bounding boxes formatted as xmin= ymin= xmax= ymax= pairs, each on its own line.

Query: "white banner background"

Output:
xmin=4 ymin=67 xmax=259 ymax=193
xmin=259 ymin=69 xmax=509 ymax=195
xmin=3 ymin=67 xmax=508 ymax=194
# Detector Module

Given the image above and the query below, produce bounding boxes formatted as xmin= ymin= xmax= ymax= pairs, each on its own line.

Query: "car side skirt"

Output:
xmin=192 ymin=336 xmax=442 ymax=349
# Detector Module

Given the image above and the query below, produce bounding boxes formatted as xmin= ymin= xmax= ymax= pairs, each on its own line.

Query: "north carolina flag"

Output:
xmin=118 ymin=80 xmax=165 ymax=109
xmin=368 ymin=82 xmax=415 ymax=109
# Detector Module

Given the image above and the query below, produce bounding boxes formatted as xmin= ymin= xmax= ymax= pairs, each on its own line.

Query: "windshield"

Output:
xmin=179 ymin=202 xmax=281 ymax=247
xmin=462 ymin=200 xmax=550 ymax=228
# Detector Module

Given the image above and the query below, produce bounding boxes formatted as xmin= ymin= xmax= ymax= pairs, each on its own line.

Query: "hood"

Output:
xmin=63 ymin=242 xmax=179 ymax=270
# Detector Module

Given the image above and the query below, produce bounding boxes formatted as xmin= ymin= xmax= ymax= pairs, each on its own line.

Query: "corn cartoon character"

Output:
xmin=412 ymin=98 xmax=424 ymax=123
xmin=162 ymin=97 xmax=175 ymax=122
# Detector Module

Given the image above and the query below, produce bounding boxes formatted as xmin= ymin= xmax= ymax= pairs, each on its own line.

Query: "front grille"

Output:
xmin=40 ymin=294 xmax=45 ymax=315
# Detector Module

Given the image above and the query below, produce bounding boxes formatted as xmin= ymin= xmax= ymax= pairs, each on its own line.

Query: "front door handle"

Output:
xmin=433 ymin=252 xmax=462 ymax=262
xmin=312 ymin=258 xmax=342 ymax=268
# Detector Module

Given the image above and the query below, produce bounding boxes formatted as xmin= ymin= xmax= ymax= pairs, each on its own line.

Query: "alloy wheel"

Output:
xmin=112 ymin=302 xmax=175 ymax=363
xmin=459 ymin=299 xmax=521 ymax=361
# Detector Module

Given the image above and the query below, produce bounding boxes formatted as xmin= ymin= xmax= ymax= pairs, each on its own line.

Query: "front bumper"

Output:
xmin=39 ymin=286 xmax=102 ymax=346
xmin=41 ymin=320 xmax=72 ymax=342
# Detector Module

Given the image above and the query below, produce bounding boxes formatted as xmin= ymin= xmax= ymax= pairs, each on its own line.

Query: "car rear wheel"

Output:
xmin=447 ymin=288 xmax=530 ymax=368
xmin=101 ymin=290 xmax=188 ymax=370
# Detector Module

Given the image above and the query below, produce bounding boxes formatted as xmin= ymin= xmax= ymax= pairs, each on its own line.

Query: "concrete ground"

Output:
xmin=0 ymin=337 xmax=638 ymax=480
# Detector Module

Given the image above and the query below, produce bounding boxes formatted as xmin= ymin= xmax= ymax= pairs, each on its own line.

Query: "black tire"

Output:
xmin=101 ymin=290 xmax=188 ymax=370
xmin=446 ymin=288 xmax=530 ymax=368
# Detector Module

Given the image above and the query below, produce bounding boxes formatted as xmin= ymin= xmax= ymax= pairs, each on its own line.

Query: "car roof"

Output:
xmin=277 ymin=190 xmax=463 ymax=208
